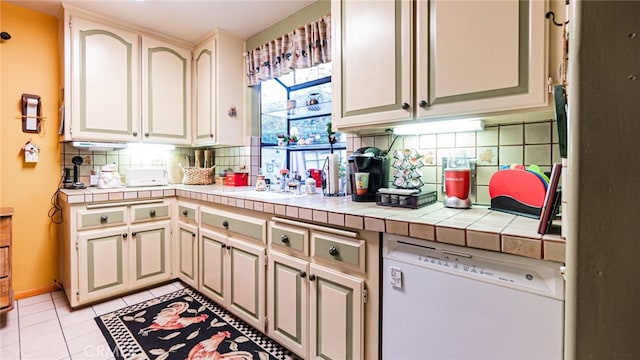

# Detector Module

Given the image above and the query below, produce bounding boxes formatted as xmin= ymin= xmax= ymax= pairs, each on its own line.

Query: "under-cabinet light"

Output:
xmin=393 ymin=118 xmax=484 ymax=135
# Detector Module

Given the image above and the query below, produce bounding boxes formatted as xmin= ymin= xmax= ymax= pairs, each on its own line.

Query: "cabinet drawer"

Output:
xmin=0 ymin=277 xmax=10 ymax=308
xmin=178 ymin=203 xmax=198 ymax=224
xmin=201 ymin=208 xmax=265 ymax=243
xmin=77 ymin=207 xmax=127 ymax=229
xmin=131 ymin=203 xmax=170 ymax=223
xmin=269 ymin=221 xmax=308 ymax=255
xmin=0 ymin=217 xmax=10 ymax=246
xmin=311 ymin=232 xmax=365 ymax=273
xmin=0 ymin=247 xmax=8 ymax=277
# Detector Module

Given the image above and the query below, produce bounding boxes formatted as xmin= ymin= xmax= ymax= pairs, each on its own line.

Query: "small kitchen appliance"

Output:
xmin=127 ymin=167 xmax=168 ymax=187
xmin=348 ymin=147 xmax=388 ymax=202
xmin=443 ymin=155 xmax=472 ymax=208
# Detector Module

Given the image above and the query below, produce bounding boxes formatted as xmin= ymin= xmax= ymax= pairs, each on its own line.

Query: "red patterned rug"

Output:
xmin=95 ymin=287 xmax=294 ymax=360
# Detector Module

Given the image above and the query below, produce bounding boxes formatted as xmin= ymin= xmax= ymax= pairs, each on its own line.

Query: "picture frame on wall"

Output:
xmin=538 ymin=163 xmax=562 ymax=235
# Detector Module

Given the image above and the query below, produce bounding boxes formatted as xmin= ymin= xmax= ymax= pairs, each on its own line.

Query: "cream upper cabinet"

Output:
xmin=193 ymin=31 xmax=245 ymax=146
xmin=332 ymin=0 xmax=548 ymax=131
xmin=63 ymin=12 xmax=193 ymax=144
xmin=66 ymin=15 xmax=140 ymax=142
xmin=141 ymin=36 xmax=192 ymax=145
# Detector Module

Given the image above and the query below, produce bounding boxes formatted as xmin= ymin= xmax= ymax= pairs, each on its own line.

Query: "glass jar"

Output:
xmin=256 ymin=175 xmax=266 ymax=191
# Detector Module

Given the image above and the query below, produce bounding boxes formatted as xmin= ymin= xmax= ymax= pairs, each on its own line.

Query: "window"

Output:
xmin=260 ymin=64 xmax=346 ymax=184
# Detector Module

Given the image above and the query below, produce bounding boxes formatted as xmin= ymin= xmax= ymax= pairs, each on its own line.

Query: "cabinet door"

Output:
xmin=415 ymin=0 xmax=547 ymax=118
xmin=70 ymin=16 xmax=139 ymax=142
xmin=193 ymin=32 xmax=245 ymax=146
xmin=332 ymin=0 xmax=412 ymax=130
xmin=77 ymin=226 xmax=129 ymax=304
xmin=199 ymin=227 xmax=227 ymax=305
xmin=130 ymin=220 xmax=172 ymax=289
xmin=177 ymin=222 xmax=198 ymax=288
xmin=267 ymin=251 xmax=309 ymax=359
xmin=227 ymin=237 xmax=266 ymax=331
xmin=309 ymin=264 xmax=364 ymax=360
xmin=142 ymin=36 xmax=192 ymax=144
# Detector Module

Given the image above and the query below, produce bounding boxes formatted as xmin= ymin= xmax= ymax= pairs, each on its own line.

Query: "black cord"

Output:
xmin=48 ymin=175 xmax=63 ymax=225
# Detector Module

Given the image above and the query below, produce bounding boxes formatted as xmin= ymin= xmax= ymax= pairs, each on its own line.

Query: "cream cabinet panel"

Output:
xmin=199 ymin=227 xmax=227 ymax=304
xmin=267 ymin=251 xmax=309 ymax=359
xmin=129 ymin=220 xmax=172 ymax=289
xmin=68 ymin=16 xmax=139 ymax=142
xmin=78 ymin=226 xmax=129 ymax=304
xmin=227 ymin=236 xmax=266 ymax=331
xmin=415 ymin=0 xmax=548 ymax=118
xmin=332 ymin=0 xmax=412 ymax=129
xmin=142 ymin=36 xmax=192 ymax=144
xmin=177 ymin=222 xmax=198 ymax=288
xmin=193 ymin=31 xmax=245 ymax=146
xmin=309 ymin=264 xmax=364 ymax=360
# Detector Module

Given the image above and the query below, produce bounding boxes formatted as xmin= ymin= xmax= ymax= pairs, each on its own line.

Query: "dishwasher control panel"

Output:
xmin=383 ymin=234 xmax=564 ymax=300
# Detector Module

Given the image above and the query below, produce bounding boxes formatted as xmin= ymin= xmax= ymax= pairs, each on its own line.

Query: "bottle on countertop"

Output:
xmin=306 ymin=170 xmax=317 ymax=194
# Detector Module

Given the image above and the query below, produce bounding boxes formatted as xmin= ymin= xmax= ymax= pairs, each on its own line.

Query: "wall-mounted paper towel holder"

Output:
xmin=20 ymin=93 xmax=44 ymax=133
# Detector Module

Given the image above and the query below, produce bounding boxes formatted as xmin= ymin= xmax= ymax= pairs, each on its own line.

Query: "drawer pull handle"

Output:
xmin=150 ymin=209 xmax=156 ymax=217
xmin=280 ymin=235 xmax=289 ymax=244
xmin=182 ymin=209 xmax=188 ymax=216
xmin=300 ymin=271 xmax=307 ymax=278
xmin=100 ymin=215 xmax=108 ymax=223
xmin=309 ymin=274 xmax=316 ymax=281
xmin=132 ymin=232 xmax=137 ymax=237
xmin=328 ymin=246 xmax=339 ymax=257
xmin=222 ymin=220 xmax=229 ymax=228
xmin=122 ymin=233 xmax=128 ymax=239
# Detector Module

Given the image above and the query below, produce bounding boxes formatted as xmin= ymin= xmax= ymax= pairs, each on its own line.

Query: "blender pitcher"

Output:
xmin=444 ymin=154 xmax=472 ymax=208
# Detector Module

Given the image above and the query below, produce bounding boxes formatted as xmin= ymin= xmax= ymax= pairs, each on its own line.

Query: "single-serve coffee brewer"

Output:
xmin=348 ymin=147 xmax=388 ymax=202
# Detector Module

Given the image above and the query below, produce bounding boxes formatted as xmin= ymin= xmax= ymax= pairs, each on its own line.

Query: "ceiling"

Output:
xmin=4 ymin=0 xmax=317 ymax=44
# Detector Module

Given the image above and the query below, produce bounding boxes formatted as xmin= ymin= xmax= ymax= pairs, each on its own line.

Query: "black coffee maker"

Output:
xmin=348 ymin=147 xmax=388 ymax=202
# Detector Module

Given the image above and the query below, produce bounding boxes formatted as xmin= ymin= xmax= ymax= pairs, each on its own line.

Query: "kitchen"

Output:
xmin=0 ymin=1 xmax=639 ymax=359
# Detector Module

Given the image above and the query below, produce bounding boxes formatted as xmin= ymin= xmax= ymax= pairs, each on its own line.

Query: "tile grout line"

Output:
xmin=51 ymin=291 xmax=74 ymax=360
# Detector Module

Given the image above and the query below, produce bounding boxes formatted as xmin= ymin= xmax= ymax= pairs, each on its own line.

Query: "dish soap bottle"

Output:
xmin=306 ymin=171 xmax=317 ymax=194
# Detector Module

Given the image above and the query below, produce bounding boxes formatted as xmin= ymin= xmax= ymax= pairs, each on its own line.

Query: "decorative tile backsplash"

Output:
xmin=61 ymin=120 xmax=559 ymax=207
xmin=347 ymin=119 xmax=561 ymax=205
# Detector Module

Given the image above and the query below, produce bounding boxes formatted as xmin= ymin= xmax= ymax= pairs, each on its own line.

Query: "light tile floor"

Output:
xmin=0 ymin=281 xmax=186 ymax=360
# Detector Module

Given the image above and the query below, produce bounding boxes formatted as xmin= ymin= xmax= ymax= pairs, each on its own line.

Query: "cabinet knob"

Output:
xmin=221 ymin=244 xmax=227 ymax=249
xmin=401 ymin=102 xmax=410 ymax=110
xmin=192 ymin=232 xmax=196 ymax=238
xmin=419 ymin=100 xmax=428 ymax=108
xmin=210 ymin=134 xmax=214 ymax=138
xmin=309 ymin=274 xmax=316 ymax=281
xmin=132 ymin=131 xmax=138 ymax=137
xmin=300 ymin=271 xmax=307 ymax=278
xmin=150 ymin=209 xmax=156 ymax=217
xmin=182 ymin=209 xmax=188 ymax=216
xmin=328 ymin=246 xmax=339 ymax=257
xmin=222 ymin=220 xmax=229 ymax=228
xmin=132 ymin=232 xmax=137 ymax=237
xmin=122 ymin=233 xmax=128 ymax=239
xmin=144 ymin=132 xmax=150 ymax=137
xmin=280 ymin=235 xmax=289 ymax=244
xmin=100 ymin=215 xmax=108 ymax=223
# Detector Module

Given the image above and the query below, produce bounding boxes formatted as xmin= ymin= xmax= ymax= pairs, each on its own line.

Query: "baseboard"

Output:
xmin=14 ymin=284 xmax=62 ymax=300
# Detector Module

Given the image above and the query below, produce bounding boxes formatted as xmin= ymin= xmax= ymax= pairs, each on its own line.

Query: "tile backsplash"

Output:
xmin=61 ymin=121 xmax=559 ymax=207
xmin=347 ymin=119 xmax=561 ymax=205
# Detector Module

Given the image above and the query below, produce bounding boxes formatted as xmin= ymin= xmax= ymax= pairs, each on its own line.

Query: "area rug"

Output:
xmin=95 ymin=287 xmax=293 ymax=360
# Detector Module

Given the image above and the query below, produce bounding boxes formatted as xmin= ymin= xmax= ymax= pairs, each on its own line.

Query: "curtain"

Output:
xmin=245 ymin=15 xmax=331 ymax=86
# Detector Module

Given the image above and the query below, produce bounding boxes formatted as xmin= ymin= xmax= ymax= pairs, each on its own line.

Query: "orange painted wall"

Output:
xmin=1 ymin=3 xmax=61 ymax=296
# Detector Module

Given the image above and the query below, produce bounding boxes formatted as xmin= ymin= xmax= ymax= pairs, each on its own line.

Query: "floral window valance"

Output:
xmin=245 ymin=15 xmax=331 ymax=87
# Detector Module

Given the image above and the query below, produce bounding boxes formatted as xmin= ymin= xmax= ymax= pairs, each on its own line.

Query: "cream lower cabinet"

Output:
xmin=176 ymin=201 xmax=199 ymax=288
xmin=199 ymin=207 xmax=266 ymax=331
xmin=63 ymin=200 xmax=172 ymax=308
xmin=267 ymin=220 xmax=373 ymax=359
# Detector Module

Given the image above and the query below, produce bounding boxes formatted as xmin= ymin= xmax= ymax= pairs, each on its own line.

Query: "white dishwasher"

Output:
xmin=382 ymin=234 xmax=564 ymax=360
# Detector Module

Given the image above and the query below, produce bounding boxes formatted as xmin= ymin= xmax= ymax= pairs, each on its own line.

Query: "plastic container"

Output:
xmin=225 ymin=172 xmax=248 ymax=186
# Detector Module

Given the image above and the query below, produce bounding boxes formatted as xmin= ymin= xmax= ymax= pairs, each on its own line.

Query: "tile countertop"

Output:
xmin=57 ymin=184 xmax=566 ymax=263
